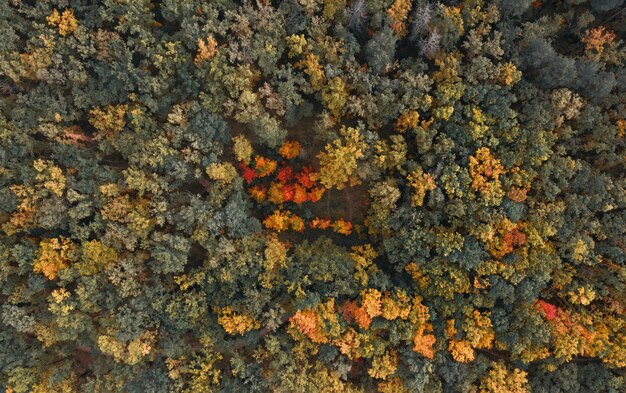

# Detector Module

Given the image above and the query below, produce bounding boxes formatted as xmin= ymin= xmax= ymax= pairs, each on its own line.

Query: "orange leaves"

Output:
xmin=278 ymin=140 xmax=301 ymax=160
xmin=396 ymin=110 xmax=420 ymax=132
xmin=507 ymin=186 xmax=529 ymax=202
xmin=470 ymin=147 xmax=504 ymax=188
xmin=289 ymin=299 xmax=341 ymax=345
xmin=290 ymin=309 xmax=328 ymax=344
xmin=340 ymin=289 xmax=395 ymax=330
xmin=195 ymin=36 xmax=218 ymax=64
xmin=387 ymin=0 xmax=412 ymax=38
xmin=487 ymin=219 xmax=527 ymax=259
xmin=412 ymin=326 xmax=436 ymax=359
xmin=448 ymin=339 xmax=475 ymax=363
xmin=280 ymin=184 xmax=295 ymax=203
xmin=248 ymin=185 xmax=267 ymax=203
xmin=292 ymin=185 xmax=309 ymax=204
xmin=296 ymin=166 xmax=317 ymax=188
xmin=333 ymin=218 xmax=353 ymax=235
xmin=307 ymin=187 xmax=325 ymax=203
xmin=310 ymin=217 xmax=332 ymax=230
xmin=263 ymin=210 xmax=304 ymax=233
xmin=506 ymin=167 xmax=531 ymax=202
xmin=267 ymin=182 xmax=311 ymax=205
xmin=582 ymin=26 xmax=616 ymax=54
xmin=276 ymin=166 xmax=294 ymax=184
xmin=254 ymin=156 xmax=277 ymax=177
xmin=236 ymin=138 xmax=355 ymax=236
xmin=340 ymin=300 xmax=373 ymax=330
xmin=310 ymin=217 xmax=353 ymax=235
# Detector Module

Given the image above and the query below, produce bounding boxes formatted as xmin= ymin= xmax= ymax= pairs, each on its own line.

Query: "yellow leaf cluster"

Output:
xmin=233 ymin=135 xmax=253 ymax=164
xmin=334 ymin=328 xmax=360 ymax=357
xmin=387 ymin=0 xmax=412 ymax=38
xmin=287 ymin=34 xmax=307 ymax=57
xmin=361 ymin=288 xmax=383 ymax=319
xmin=317 ymin=126 xmax=365 ymax=189
xmin=464 ymin=310 xmax=494 ymax=350
xmin=205 ymin=162 xmax=237 ymax=184
xmin=78 ymin=240 xmax=118 ymax=275
xmin=322 ymin=77 xmax=348 ymax=118
xmin=368 ymin=351 xmax=398 ymax=380
xmin=351 ymin=244 xmax=377 ymax=286
xmin=448 ymin=339 xmax=475 ymax=362
xmin=479 ymin=361 xmax=529 ymax=393
xmin=89 ymin=104 xmax=128 ymax=137
xmin=381 ymin=290 xmax=412 ymax=321
xmin=296 ymin=53 xmax=325 ymax=91
xmin=260 ymin=235 xmax=288 ymax=288
xmin=217 ymin=307 xmax=261 ymax=336
xmin=47 ymin=9 xmax=78 ymax=37
xmin=263 ymin=209 xmax=304 ymax=232
xmin=396 ymin=110 xmax=420 ymax=132
xmin=51 ymin=288 xmax=70 ymax=303
xmin=378 ymin=377 xmax=410 ymax=393
xmin=407 ymin=167 xmax=436 ymax=207
xmin=469 ymin=147 xmax=505 ymax=205
xmin=33 ymin=237 xmax=76 ymax=280
xmin=498 ymin=62 xmax=522 ymax=86
xmin=34 ymin=159 xmax=66 ymax=197
xmin=98 ymin=331 xmax=156 ymax=365
xmin=195 ymin=36 xmax=218 ymax=64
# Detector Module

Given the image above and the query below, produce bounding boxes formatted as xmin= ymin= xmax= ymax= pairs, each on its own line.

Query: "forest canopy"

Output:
xmin=0 ymin=0 xmax=625 ymax=392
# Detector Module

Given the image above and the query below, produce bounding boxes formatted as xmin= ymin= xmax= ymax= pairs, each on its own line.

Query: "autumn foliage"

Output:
xmin=1 ymin=1 xmax=625 ymax=392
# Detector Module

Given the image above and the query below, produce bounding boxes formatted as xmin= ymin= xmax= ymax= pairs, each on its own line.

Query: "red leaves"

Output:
xmin=537 ymin=300 xmax=557 ymax=321
xmin=254 ymin=156 xmax=277 ymax=177
xmin=281 ymin=184 xmax=295 ymax=202
xmin=296 ymin=166 xmax=317 ymax=188
xmin=292 ymin=184 xmax=308 ymax=204
xmin=276 ymin=166 xmax=294 ymax=184
xmin=237 ymin=139 xmax=355 ymax=236
xmin=239 ymin=163 xmax=257 ymax=184
xmin=307 ymin=187 xmax=325 ymax=203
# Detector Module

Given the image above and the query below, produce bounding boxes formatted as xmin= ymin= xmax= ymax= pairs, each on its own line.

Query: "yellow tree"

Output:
xmin=317 ymin=126 xmax=366 ymax=189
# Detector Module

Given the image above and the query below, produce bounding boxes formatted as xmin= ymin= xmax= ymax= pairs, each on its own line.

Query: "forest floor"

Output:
xmin=228 ymin=118 xmax=371 ymax=246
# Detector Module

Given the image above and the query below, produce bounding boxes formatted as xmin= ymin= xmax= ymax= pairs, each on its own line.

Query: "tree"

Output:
xmin=317 ymin=126 xmax=366 ymax=190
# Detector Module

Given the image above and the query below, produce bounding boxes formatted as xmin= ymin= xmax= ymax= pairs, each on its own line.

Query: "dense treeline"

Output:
xmin=0 ymin=0 xmax=625 ymax=392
